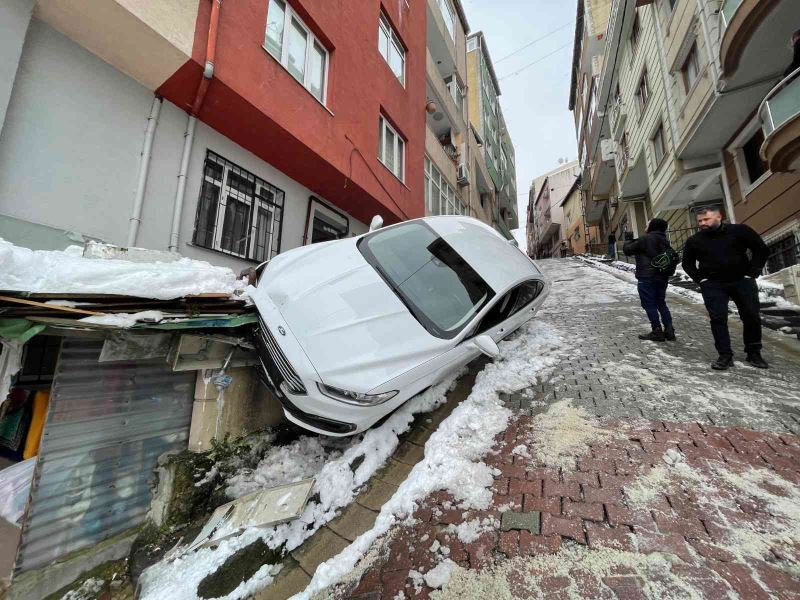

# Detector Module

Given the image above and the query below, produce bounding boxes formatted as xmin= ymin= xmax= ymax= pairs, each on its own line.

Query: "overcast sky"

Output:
xmin=461 ymin=0 xmax=578 ymax=237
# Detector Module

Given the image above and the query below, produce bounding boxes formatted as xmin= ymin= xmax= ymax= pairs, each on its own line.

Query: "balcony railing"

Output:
xmin=759 ymin=66 xmax=800 ymax=139
xmin=609 ymin=98 xmax=627 ymax=140
xmin=720 ymin=0 xmax=742 ymax=29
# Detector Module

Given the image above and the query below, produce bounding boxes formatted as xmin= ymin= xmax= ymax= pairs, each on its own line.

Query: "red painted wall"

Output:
xmin=158 ymin=0 xmax=426 ymax=226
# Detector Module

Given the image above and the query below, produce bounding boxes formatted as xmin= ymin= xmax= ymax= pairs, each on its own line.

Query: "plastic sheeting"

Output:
xmin=0 ymin=457 xmax=35 ymax=524
xmin=14 ymin=339 xmax=194 ymax=572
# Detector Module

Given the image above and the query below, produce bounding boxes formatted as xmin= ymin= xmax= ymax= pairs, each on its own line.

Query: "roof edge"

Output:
xmin=468 ymin=31 xmax=502 ymax=96
xmin=568 ymin=0 xmax=584 ymax=111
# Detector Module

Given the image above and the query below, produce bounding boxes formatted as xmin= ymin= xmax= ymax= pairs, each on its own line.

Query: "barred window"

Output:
xmin=192 ymin=151 xmax=284 ymax=262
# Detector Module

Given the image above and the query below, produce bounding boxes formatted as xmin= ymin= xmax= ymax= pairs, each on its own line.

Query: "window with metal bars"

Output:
xmin=192 ymin=151 xmax=285 ymax=262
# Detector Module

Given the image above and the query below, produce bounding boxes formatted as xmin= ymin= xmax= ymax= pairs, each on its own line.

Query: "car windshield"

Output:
xmin=358 ymin=221 xmax=494 ymax=339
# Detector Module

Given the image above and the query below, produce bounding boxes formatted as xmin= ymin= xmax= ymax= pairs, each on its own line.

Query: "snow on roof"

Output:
xmin=0 ymin=239 xmax=246 ymax=300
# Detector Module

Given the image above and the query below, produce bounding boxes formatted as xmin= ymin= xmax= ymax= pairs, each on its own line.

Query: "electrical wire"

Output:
xmin=495 ymin=21 xmax=574 ymax=64
xmin=498 ymin=41 xmax=574 ymax=81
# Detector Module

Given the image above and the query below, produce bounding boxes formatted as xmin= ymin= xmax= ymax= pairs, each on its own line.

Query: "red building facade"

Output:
xmin=158 ymin=0 xmax=427 ymax=227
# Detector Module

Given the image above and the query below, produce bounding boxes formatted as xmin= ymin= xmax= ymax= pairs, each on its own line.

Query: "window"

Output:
xmin=379 ymin=13 xmax=405 ymax=85
xmin=636 ymin=71 xmax=650 ymax=113
xmin=630 ymin=12 xmax=641 ymax=48
xmin=681 ymin=44 xmax=700 ymax=92
xmin=192 ymin=151 xmax=284 ymax=262
xmin=264 ymin=0 xmax=328 ymax=103
xmin=467 ymin=37 xmax=477 ymax=52
xmin=766 ymin=233 xmax=799 ymax=273
xmin=425 ymin=158 xmax=467 ymax=216
xmin=378 ymin=116 xmax=405 ymax=181
xmin=445 ymin=75 xmax=464 ymax=112
xmin=435 ymin=0 xmax=456 ymax=40
xmin=742 ymin=129 xmax=768 ymax=184
xmin=476 ymin=281 xmax=544 ymax=334
xmin=652 ymin=123 xmax=666 ymax=165
xmin=359 ymin=221 xmax=494 ymax=339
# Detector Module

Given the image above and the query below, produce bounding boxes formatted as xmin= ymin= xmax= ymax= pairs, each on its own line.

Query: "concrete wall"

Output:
xmin=0 ymin=0 xmax=36 ymax=136
xmin=0 ymin=19 xmax=366 ymax=271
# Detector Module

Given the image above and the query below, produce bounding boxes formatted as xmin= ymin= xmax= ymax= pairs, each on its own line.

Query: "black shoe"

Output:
xmin=639 ymin=326 xmax=665 ymax=342
xmin=711 ymin=355 xmax=734 ymax=370
xmin=663 ymin=324 xmax=676 ymax=341
xmin=745 ymin=351 xmax=769 ymax=369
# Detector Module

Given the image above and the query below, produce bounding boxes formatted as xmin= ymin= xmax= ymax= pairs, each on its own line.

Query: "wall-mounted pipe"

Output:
xmin=127 ymin=96 xmax=162 ymax=247
xmin=169 ymin=0 xmax=222 ymax=253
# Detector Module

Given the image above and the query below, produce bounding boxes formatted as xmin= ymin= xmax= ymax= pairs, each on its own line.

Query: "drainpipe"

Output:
xmin=718 ymin=150 xmax=737 ymax=223
xmin=695 ymin=0 xmax=721 ymax=85
xmin=169 ymin=0 xmax=222 ymax=253
xmin=127 ymin=96 xmax=162 ymax=247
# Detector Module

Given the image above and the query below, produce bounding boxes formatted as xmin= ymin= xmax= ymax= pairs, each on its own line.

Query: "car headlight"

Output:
xmin=317 ymin=383 xmax=398 ymax=406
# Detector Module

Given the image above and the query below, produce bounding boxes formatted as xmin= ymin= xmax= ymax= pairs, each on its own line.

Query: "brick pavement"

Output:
xmin=326 ymin=259 xmax=800 ymax=599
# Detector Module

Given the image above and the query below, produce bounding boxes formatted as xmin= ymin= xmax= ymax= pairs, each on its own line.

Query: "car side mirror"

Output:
xmin=473 ymin=334 xmax=500 ymax=359
xmin=369 ymin=215 xmax=384 ymax=231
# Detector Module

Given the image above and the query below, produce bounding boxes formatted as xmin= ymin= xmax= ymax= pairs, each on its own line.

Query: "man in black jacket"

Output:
xmin=623 ymin=218 xmax=675 ymax=342
xmin=681 ymin=207 xmax=769 ymax=370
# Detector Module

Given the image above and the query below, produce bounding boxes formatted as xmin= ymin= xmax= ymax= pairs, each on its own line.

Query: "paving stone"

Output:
xmin=327 ymin=502 xmax=377 ymax=542
xmin=356 ymin=479 xmax=398 ymax=511
xmin=500 ymin=511 xmax=541 ymax=533
xmin=376 ymin=458 xmax=414 ymax=486
xmin=393 ymin=441 xmax=425 ymax=466
xmin=291 ymin=527 xmax=350 ymax=576
xmin=254 ymin=559 xmax=310 ymax=600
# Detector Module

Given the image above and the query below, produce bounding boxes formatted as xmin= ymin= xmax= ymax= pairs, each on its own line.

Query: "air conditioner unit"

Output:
xmin=456 ymin=163 xmax=470 ymax=186
xmin=600 ymin=138 xmax=617 ymax=163
xmin=609 ymin=194 xmax=619 ymax=208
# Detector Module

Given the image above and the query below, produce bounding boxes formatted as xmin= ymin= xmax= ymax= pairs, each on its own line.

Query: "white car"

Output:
xmin=249 ymin=216 xmax=549 ymax=436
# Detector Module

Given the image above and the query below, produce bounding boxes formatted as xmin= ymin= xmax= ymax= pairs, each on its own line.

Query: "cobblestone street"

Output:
xmin=332 ymin=258 xmax=800 ymax=599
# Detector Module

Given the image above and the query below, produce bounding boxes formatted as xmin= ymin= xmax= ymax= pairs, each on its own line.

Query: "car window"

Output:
xmin=476 ymin=280 xmax=544 ymax=335
xmin=359 ymin=221 xmax=495 ymax=339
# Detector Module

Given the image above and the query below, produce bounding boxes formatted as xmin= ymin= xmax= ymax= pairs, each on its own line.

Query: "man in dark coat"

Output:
xmin=623 ymin=218 xmax=675 ymax=342
xmin=607 ymin=233 xmax=617 ymax=259
xmin=681 ymin=207 xmax=769 ymax=370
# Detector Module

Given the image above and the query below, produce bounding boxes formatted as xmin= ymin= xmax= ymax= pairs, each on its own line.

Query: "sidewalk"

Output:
xmin=327 ymin=258 xmax=800 ymax=599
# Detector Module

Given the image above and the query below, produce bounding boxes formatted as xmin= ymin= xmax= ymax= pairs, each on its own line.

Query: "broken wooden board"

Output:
xmin=187 ymin=479 xmax=314 ymax=551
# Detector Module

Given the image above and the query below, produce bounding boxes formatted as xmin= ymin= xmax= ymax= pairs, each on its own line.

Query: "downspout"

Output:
xmin=127 ymin=96 xmax=162 ymax=247
xmin=169 ymin=0 xmax=222 ymax=253
xmin=718 ymin=150 xmax=737 ymax=223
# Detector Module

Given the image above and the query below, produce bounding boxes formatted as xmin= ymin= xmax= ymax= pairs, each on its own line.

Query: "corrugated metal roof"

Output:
xmin=15 ymin=339 xmax=194 ymax=572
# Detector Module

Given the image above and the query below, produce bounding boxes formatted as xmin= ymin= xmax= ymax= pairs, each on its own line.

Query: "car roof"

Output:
xmin=424 ymin=216 xmax=541 ymax=293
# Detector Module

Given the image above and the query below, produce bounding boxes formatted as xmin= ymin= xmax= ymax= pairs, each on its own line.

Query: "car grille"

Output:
xmin=254 ymin=318 xmax=307 ymax=395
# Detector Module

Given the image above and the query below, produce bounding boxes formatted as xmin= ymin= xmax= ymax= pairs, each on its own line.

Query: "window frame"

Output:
xmin=192 ymin=150 xmax=285 ymax=263
xmin=729 ymin=116 xmax=772 ymax=197
xmin=378 ymin=115 xmax=406 ymax=182
xmin=264 ymin=0 xmax=329 ymax=105
xmin=636 ymin=70 xmax=650 ymax=115
xmin=652 ymin=122 xmax=666 ymax=167
xmin=425 ymin=157 xmax=467 ymax=216
xmin=681 ymin=43 xmax=701 ymax=93
xmin=630 ymin=12 xmax=641 ymax=49
xmin=435 ymin=0 xmax=457 ymax=40
xmin=379 ymin=12 xmax=406 ymax=86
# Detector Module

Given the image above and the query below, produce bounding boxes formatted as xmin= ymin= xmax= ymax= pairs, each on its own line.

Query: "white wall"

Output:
xmin=0 ymin=19 xmax=366 ymax=272
xmin=0 ymin=0 xmax=36 ymax=136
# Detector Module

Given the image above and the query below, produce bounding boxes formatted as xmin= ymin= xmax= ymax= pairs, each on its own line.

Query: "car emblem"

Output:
xmin=278 ymin=326 xmax=286 ymax=336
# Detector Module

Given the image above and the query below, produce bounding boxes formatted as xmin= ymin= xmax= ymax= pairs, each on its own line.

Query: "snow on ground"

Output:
xmin=296 ymin=320 xmax=565 ymax=599
xmin=0 ymin=238 xmax=246 ymax=299
xmin=137 ymin=379 xmax=458 ymax=600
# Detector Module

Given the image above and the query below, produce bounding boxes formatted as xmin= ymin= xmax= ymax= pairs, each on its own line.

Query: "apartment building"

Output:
xmin=467 ymin=31 xmax=519 ymax=239
xmin=527 ymin=161 xmax=581 ymax=258
xmin=571 ymin=0 xmax=800 ymax=273
xmin=0 ymin=0 xmax=427 ymax=272
xmin=423 ymin=0 xmax=497 ymax=228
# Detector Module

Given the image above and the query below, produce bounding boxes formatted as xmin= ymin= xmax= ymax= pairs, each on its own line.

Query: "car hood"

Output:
xmin=256 ymin=240 xmax=446 ymax=391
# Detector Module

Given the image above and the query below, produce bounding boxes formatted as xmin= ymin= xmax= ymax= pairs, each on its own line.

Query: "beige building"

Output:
xmin=571 ymin=0 xmax=800 ymax=272
xmin=423 ymin=0 xmax=498 ymax=233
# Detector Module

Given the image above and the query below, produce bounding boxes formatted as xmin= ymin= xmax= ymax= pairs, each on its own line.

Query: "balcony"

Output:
xmin=759 ymin=68 xmax=800 ymax=172
xmin=719 ymin=0 xmax=800 ymax=90
xmin=426 ymin=50 xmax=465 ymax=138
xmin=427 ymin=0 xmax=457 ymax=78
xmin=609 ymin=99 xmax=627 ymax=141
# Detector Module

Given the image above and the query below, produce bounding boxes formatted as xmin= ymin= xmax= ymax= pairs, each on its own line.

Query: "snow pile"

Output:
xmin=0 ymin=238 xmax=246 ymax=299
xmin=79 ymin=310 xmax=166 ymax=328
xmin=62 ymin=578 xmax=104 ymax=600
xmin=525 ymin=400 xmax=618 ymax=470
xmin=297 ymin=321 xmax=565 ymax=599
xmin=424 ymin=559 xmax=458 ymax=589
xmin=225 ymin=435 xmax=355 ymax=499
xmin=138 ymin=379 xmax=457 ymax=600
xmin=447 ymin=516 xmax=499 ymax=544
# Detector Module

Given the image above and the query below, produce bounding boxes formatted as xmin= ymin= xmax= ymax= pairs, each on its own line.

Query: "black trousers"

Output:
xmin=700 ymin=278 xmax=762 ymax=356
